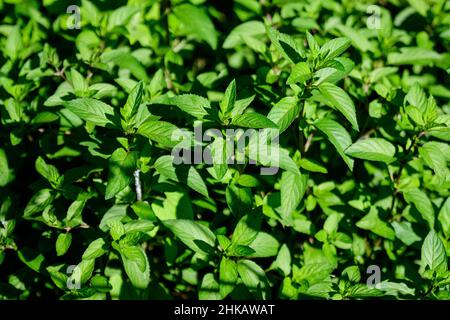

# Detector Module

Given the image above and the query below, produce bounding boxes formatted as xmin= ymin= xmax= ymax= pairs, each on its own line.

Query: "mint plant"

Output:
xmin=0 ymin=0 xmax=449 ymax=300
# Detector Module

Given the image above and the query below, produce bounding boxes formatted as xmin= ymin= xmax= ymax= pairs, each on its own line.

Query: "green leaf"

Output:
xmin=66 ymin=199 xmax=87 ymax=228
xmin=225 ymin=184 xmax=253 ymax=217
xmin=237 ymin=259 xmax=269 ymax=299
xmin=172 ymin=4 xmax=218 ymax=49
xmin=99 ymin=205 xmax=128 ymax=232
xmin=209 ymin=136 xmax=230 ymax=180
xmin=378 ymin=281 xmax=415 ymax=296
xmin=267 ymin=97 xmax=300 ymax=133
xmin=388 ymin=47 xmax=442 ymax=66
xmin=152 ymin=191 xmax=193 ymax=221
xmin=320 ymin=57 xmax=354 ymax=84
xmin=5 ymin=25 xmax=23 ymax=60
xmin=109 ymin=221 xmax=125 ymax=241
xmin=123 ymin=220 xmax=155 ymax=234
xmin=314 ymin=117 xmax=354 ymax=170
xmin=279 ymin=171 xmax=308 ymax=222
xmin=120 ymin=245 xmax=150 ymax=289
xmin=107 ymin=6 xmax=140 ymax=31
xmin=248 ymin=143 xmax=300 ymax=176
xmin=223 ymin=21 xmax=266 ymax=49
xmin=56 ymin=233 xmax=72 ymax=256
xmin=332 ymin=232 xmax=352 ymax=249
xmin=345 ymin=138 xmax=396 ymax=163
xmin=438 ymin=198 xmax=450 ymax=237
xmin=163 ymin=219 xmax=216 ymax=255
xmin=219 ymin=257 xmax=238 ymax=298
xmin=336 ymin=24 xmax=374 ymax=53
xmin=149 ymin=69 xmax=165 ymax=98
xmin=342 ymin=266 xmax=361 ymax=283
xmin=314 ymin=67 xmax=342 ymax=86
xmin=293 ymin=262 xmax=334 ymax=285
xmin=137 ymin=120 xmax=180 ymax=148
xmin=356 ymin=208 xmax=395 ymax=240
xmin=31 ymin=112 xmax=59 ymax=125
xmin=105 ymin=149 xmax=137 ymax=200
xmin=24 ymin=189 xmax=55 ymax=219
xmin=324 ymin=213 xmax=344 ymax=234
xmin=90 ymin=275 xmax=112 ymax=293
xmin=152 ymin=94 xmax=210 ymax=119
xmin=70 ymin=69 xmax=88 ymax=95
xmin=153 ymin=155 xmax=208 ymax=197
xmin=0 ymin=149 xmax=11 ymax=187
xmin=247 ymin=232 xmax=280 ymax=258
xmin=369 ymin=67 xmax=398 ymax=83
xmin=101 ymin=48 xmax=148 ymax=81
xmin=267 ymin=27 xmax=305 ymax=64
xmin=121 ymin=81 xmax=143 ymax=124
xmin=231 ymin=211 xmax=261 ymax=247
xmin=318 ymin=82 xmax=359 ymax=131
xmin=237 ymin=174 xmax=261 ymax=188
xmin=35 ymin=157 xmax=61 ymax=188
xmin=419 ymin=142 xmax=448 ymax=181
xmin=270 ymin=244 xmax=292 ymax=276
xmin=287 ymin=62 xmax=311 ymax=85
xmin=47 ymin=265 xmax=69 ymax=290
xmin=81 ymin=0 xmax=101 ymax=26
xmin=346 ymin=284 xmax=383 ymax=298
xmin=392 ymin=221 xmax=421 ymax=246
xmin=278 ymin=148 xmax=302 ymax=175
xmin=82 ymin=238 xmax=108 ymax=260
xmin=403 ymin=189 xmax=435 ymax=228
xmin=220 ymin=79 xmax=236 ymax=118
xmin=4 ymin=99 xmax=21 ymax=122
xmin=407 ymin=0 xmax=429 ymax=16
xmin=405 ymin=105 xmax=425 ymax=126
xmin=405 ymin=83 xmax=427 ymax=110
xmin=199 ymin=273 xmax=221 ymax=300
xmin=299 ymin=158 xmax=328 ymax=174
xmin=319 ymin=37 xmax=351 ymax=61
xmin=64 ymin=98 xmax=116 ymax=127
xmin=306 ymin=32 xmax=320 ymax=54
xmin=420 ymin=230 xmax=448 ymax=278
xmin=217 ymin=235 xmax=231 ymax=251
xmin=231 ymin=112 xmax=278 ymax=129
xmin=228 ymin=245 xmax=255 ymax=257
xmin=122 ymin=246 xmax=145 ymax=271
xmin=131 ymin=201 xmax=157 ymax=221
xmin=17 ymin=247 xmax=46 ymax=273
xmin=231 ymin=95 xmax=255 ymax=119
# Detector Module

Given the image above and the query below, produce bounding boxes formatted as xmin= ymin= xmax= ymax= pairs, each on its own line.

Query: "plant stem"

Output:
xmin=304 ymin=131 xmax=315 ymax=153
xmin=134 ymin=169 xmax=143 ymax=201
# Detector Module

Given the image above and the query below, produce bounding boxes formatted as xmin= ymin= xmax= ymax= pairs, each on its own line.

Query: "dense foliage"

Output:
xmin=0 ymin=0 xmax=449 ymax=300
